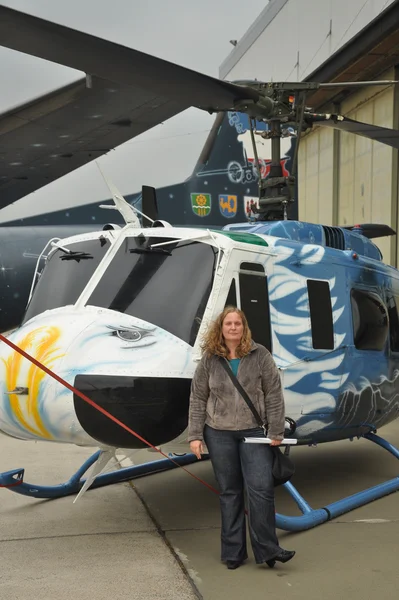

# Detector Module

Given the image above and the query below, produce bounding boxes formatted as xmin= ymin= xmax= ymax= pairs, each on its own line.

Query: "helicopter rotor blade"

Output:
xmin=2 ymin=5 xmax=399 ymax=152
xmin=319 ymin=80 xmax=398 ymax=89
xmin=306 ymin=114 xmax=399 ymax=150
xmin=0 ymin=5 xmax=259 ymax=113
xmin=343 ymin=224 xmax=396 ymax=239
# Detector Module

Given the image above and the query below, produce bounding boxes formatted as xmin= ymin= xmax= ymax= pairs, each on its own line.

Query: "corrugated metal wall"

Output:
xmin=221 ymin=0 xmax=395 ymax=82
xmin=299 ymin=68 xmax=398 ymax=265
xmin=298 ymin=127 xmax=335 ymax=225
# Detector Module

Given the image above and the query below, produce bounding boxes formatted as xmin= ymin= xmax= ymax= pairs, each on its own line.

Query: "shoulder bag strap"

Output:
xmin=219 ymin=357 xmax=264 ymax=430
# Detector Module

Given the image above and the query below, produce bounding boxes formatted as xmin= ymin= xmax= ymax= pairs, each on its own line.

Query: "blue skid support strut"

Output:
xmin=276 ymin=432 xmax=399 ymax=532
xmin=1 ymin=433 xmax=398 ymax=533
xmin=0 ymin=451 xmax=204 ymax=499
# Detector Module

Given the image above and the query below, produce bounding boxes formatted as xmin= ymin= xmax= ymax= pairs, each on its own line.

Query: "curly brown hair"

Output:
xmin=201 ymin=306 xmax=252 ymax=358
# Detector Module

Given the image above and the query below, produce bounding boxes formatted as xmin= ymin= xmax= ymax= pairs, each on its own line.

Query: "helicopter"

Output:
xmin=1 ymin=5 xmax=399 ymax=531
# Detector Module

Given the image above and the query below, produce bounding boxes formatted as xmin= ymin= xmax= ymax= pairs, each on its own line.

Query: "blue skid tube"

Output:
xmin=0 ymin=451 xmax=204 ymax=499
xmin=276 ymin=432 xmax=399 ymax=532
xmin=1 ymin=433 xmax=398 ymax=533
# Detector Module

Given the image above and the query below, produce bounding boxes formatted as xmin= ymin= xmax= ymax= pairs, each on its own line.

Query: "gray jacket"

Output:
xmin=188 ymin=342 xmax=285 ymax=442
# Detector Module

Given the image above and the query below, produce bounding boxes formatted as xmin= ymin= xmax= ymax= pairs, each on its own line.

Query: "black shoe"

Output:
xmin=266 ymin=550 xmax=295 ymax=567
xmin=226 ymin=560 xmax=242 ymax=570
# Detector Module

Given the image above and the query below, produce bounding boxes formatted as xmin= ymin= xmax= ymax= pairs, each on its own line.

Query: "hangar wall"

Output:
xmin=220 ymin=0 xmax=399 ymax=266
xmin=299 ymin=68 xmax=398 ymax=264
xmin=220 ymin=0 xmax=395 ymax=82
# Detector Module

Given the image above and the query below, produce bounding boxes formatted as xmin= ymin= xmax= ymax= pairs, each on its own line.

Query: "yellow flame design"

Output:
xmin=2 ymin=326 xmax=64 ymax=439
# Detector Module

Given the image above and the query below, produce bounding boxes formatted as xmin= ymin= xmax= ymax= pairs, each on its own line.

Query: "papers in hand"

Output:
xmin=243 ymin=437 xmax=297 ymax=445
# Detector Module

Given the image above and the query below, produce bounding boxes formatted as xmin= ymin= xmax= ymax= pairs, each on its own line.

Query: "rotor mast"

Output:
xmin=238 ymin=78 xmax=398 ymax=223
xmin=248 ymin=117 xmax=296 ymax=221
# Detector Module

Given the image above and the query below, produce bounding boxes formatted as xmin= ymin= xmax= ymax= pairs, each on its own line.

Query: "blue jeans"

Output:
xmin=204 ymin=424 xmax=282 ymax=564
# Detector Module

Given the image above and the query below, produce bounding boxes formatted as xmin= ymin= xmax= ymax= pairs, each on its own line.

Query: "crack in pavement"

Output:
xmin=127 ymin=480 xmax=204 ymax=600
xmin=0 ymin=529 xmax=157 ymax=543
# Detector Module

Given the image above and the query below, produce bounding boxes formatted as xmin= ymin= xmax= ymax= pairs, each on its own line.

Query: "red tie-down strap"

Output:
xmin=0 ymin=333 xmax=219 ymax=496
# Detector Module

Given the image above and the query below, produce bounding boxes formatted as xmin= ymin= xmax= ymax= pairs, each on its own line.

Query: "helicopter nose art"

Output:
xmin=0 ymin=312 xmax=97 ymax=444
xmin=0 ymin=308 xmax=194 ymax=446
xmin=65 ymin=310 xmax=194 ymax=448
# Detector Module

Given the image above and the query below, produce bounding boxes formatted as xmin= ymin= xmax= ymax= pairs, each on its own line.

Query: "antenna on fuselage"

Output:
xmin=96 ymin=163 xmax=164 ymax=228
xmin=97 ymin=163 xmax=141 ymax=227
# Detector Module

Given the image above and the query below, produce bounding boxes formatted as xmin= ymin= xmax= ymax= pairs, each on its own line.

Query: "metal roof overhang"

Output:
xmin=305 ymin=0 xmax=399 ymax=110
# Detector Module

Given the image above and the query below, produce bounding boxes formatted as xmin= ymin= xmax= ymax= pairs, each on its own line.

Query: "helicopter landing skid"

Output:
xmin=0 ymin=451 xmax=202 ymax=499
xmin=1 ymin=434 xmax=398 ymax=531
xmin=276 ymin=433 xmax=399 ymax=532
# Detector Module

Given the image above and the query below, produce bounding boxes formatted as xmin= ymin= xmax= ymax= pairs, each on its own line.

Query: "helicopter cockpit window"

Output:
xmin=87 ymin=237 xmax=216 ymax=346
xmin=23 ymin=238 xmax=111 ymax=324
xmin=239 ymin=262 xmax=272 ymax=352
xmin=351 ymin=289 xmax=388 ymax=351
xmin=225 ymin=278 xmax=237 ymax=308
xmin=307 ymin=280 xmax=334 ymax=350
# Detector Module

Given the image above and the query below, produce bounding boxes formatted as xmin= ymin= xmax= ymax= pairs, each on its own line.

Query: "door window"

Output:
xmin=238 ymin=262 xmax=272 ymax=351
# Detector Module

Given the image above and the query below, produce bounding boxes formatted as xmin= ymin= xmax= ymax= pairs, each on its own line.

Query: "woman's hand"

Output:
xmin=270 ymin=439 xmax=282 ymax=446
xmin=190 ymin=440 xmax=204 ymax=459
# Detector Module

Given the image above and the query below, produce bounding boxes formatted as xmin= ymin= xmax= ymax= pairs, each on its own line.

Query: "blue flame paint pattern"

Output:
xmin=235 ymin=227 xmax=399 ymax=441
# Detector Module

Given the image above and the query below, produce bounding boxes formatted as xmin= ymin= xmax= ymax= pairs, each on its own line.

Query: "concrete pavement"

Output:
xmin=131 ymin=421 xmax=399 ymax=600
xmin=0 ymin=436 xmax=199 ymax=600
xmin=1 ymin=421 xmax=399 ymax=599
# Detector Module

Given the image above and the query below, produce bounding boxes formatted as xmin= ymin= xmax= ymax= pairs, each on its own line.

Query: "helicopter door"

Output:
xmin=222 ymin=254 xmax=273 ymax=353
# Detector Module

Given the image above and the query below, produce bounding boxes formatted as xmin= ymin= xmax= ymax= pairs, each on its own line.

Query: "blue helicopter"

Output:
xmin=0 ymin=5 xmax=399 ymax=532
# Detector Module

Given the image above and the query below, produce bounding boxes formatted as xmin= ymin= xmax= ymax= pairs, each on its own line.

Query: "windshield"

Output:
xmin=87 ymin=236 xmax=217 ymax=345
xmin=23 ymin=237 xmax=111 ymax=323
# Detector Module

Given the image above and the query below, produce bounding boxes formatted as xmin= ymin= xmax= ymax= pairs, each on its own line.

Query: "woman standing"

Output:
xmin=188 ymin=306 xmax=295 ymax=570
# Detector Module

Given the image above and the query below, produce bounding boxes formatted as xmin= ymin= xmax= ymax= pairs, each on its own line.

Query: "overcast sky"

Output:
xmin=0 ymin=0 xmax=267 ymax=222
